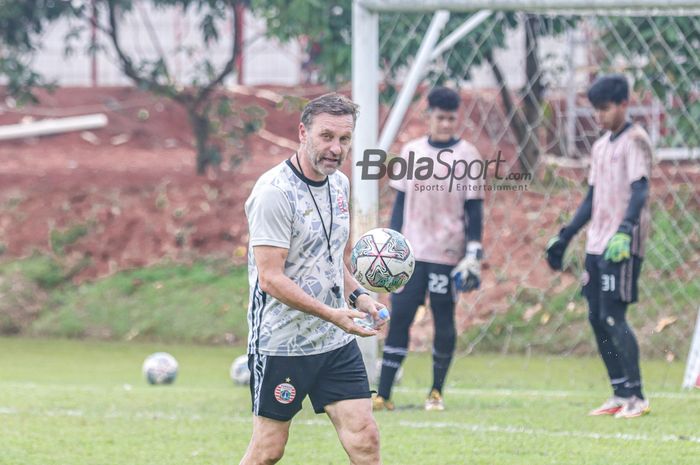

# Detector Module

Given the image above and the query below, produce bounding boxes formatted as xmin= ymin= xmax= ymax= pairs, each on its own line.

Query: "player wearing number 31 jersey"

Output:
xmin=545 ymin=74 xmax=653 ymax=419
xmin=374 ymin=87 xmax=485 ymax=411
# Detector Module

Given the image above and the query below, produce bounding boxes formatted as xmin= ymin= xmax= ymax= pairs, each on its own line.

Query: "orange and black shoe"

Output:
xmin=372 ymin=394 xmax=395 ymax=411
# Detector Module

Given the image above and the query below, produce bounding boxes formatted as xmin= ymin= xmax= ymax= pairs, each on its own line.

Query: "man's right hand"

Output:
xmin=329 ymin=308 xmax=378 ymax=337
xmin=545 ymin=234 xmax=569 ymax=271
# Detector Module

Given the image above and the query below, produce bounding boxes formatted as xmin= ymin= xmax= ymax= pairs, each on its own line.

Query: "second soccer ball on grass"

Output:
xmin=230 ymin=354 xmax=251 ymax=386
xmin=142 ymin=352 xmax=178 ymax=385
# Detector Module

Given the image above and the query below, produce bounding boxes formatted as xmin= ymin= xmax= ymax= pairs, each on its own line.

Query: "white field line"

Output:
xmin=2 ymin=407 xmax=699 ymax=445
xmin=393 ymin=387 xmax=699 ymax=400
xmin=1 ymin=382 xmax=698 ymax=400
xmin=0 ymin=406 xmax=700 ymax=444
xmin=388 ymin=420 xmax=700 ymax=445
xmin=302 ymin=418 xmax=700 ymax=445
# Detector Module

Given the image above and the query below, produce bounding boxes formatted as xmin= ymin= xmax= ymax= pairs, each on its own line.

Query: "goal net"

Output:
xmin=351 ymin=0 xmax=700 ymax=388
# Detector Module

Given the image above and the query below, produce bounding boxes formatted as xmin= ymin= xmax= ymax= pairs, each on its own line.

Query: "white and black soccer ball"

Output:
xmin=230 ymin=354 xmax=250 ymax=386
xmin=350 ymin=228 xmax=415 ymax=293
xmin=142 ymin=352 xmax=178 ymax=385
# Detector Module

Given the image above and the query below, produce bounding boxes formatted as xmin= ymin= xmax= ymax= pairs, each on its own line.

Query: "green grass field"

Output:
xmin=1 ymin=337 xmax=699 ymax=465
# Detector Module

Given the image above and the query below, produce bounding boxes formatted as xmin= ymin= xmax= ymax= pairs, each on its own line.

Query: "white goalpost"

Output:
xmin=350 ymin=0 xmax=700 ymax=387
xmin=351 ymin=1 xmax=381 ymax=382
xmin=683 ymin=307 xmax=700 ymax=389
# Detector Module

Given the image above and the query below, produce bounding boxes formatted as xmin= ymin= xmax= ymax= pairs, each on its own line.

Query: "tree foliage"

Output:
xmin=599 ymin=16 xmax=700 ymax=147
xmin=251 ymin=0 xmax=351 ymax=87
xmin=251 ymin=1 xmax=574 ymax=172
xmin=0 ymin=0 xmax=78 ymax=104
xmin=0 ymin=0 xmax=262 ymax=174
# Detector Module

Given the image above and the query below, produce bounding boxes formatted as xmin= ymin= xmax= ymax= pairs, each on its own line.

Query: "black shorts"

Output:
xmin=248 ymin=340 xmax=371 ymax=421
xmin=392 ymin=261 xmax=457 ymax=308
xmin=582 ymin=254 xmax=643 ymax=304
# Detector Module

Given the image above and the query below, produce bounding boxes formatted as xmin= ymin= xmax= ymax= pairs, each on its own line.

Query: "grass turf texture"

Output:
xmin=1 ymin=337 xmax=698 ymax=465
xmin=2 ymin=249 xmax=698 ymax=358
xmin=0 ymin=258 xmax=250 ymax=344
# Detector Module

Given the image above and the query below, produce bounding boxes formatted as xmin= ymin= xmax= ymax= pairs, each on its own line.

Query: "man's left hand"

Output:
xmin=354 ymin=294 xmax=389 ymax=330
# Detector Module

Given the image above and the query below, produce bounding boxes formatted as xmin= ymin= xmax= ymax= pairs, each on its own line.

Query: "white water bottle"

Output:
xmin=354 ymin=307 xmax=390 ymax=330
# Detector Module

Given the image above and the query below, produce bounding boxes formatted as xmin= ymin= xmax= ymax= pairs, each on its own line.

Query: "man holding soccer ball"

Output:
xmin=240 ymin=94 xmax=386 ymax=464
xmin=545 ymin=74 xmax=653 ymax=419
xmin=374 ymin=87 xmax=485 ymax=411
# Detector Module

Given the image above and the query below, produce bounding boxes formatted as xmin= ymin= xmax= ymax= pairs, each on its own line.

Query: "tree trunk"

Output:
xmin=485 ymin=15 xmax=545 ymax=175
xmin=520 ymin=14 xmax=545 ymax=174
xmin=105 ymin=0 xmax=239 ymax=175
xmin=188 ymin=108 xmax=214 ymax=175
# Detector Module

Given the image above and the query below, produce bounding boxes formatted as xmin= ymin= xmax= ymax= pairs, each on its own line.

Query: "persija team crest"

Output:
xmin=337 ymin=193 xmax=349 ymax=214
xmin=274 ymin=382 xmax=296 ymax=404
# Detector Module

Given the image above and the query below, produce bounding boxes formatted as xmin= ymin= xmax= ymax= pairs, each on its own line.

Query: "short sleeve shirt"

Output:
xmin=245 ymin=160 xmax=354 ymax=356
xmin=389 ymin=136 xmax=484 ymax=266
xmin=587 ymin=124 xmax=653 ymax=256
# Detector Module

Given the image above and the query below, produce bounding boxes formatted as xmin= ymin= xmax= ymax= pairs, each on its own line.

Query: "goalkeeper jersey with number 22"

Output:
xmin=389 ymin=136 xmax=484 ymax=266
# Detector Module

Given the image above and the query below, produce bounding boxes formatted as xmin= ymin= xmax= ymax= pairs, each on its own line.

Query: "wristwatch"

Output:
xmin=348 ymin=287 xmax=369 ymax=308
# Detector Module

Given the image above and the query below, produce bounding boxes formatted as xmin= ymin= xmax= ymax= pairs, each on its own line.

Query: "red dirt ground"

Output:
xmin=1 ymin=86 xmax=698 ymax=347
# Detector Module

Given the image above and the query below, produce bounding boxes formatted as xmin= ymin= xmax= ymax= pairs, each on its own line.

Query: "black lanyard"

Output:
xmin=295 ymin=154 xmax=334 ymax=263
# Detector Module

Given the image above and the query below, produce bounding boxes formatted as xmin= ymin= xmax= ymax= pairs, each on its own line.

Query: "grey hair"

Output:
xmin=300 ymin=93 xmax=359 ymax=128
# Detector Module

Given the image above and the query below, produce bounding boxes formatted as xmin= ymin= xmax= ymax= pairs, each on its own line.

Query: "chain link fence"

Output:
xmin=370 ymin=9 xmax=700 ymax=361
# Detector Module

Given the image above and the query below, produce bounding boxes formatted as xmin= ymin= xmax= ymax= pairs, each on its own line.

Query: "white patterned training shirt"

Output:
xmin=245 ymin=159 xmax=354 ymax=356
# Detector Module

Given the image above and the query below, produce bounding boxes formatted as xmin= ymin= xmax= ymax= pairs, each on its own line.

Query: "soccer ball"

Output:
xmin=230 ymin=354 xmax=250 ymax=386
xmin=142 ymin=352 xmax=178 ymax=385
xmin=350 ymin=228 xmax=415 ymax=293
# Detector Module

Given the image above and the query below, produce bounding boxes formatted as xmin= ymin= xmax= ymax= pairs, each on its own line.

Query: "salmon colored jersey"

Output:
xmin=587 ymin=124 xmax=653 ymax=257
xmin=389 ymin=136 xmax=484 ymax=266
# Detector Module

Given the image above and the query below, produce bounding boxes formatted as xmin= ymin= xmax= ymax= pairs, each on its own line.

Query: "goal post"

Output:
xmin=351 ymin=1 xmax=381 ymax=382
xmin=357 ymin=0 xmax=700 ymax=11
xmin=350 ymin=0 xmax=700 ymax=387
xmin=683 ymin=307 xmax=700 ymax=389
